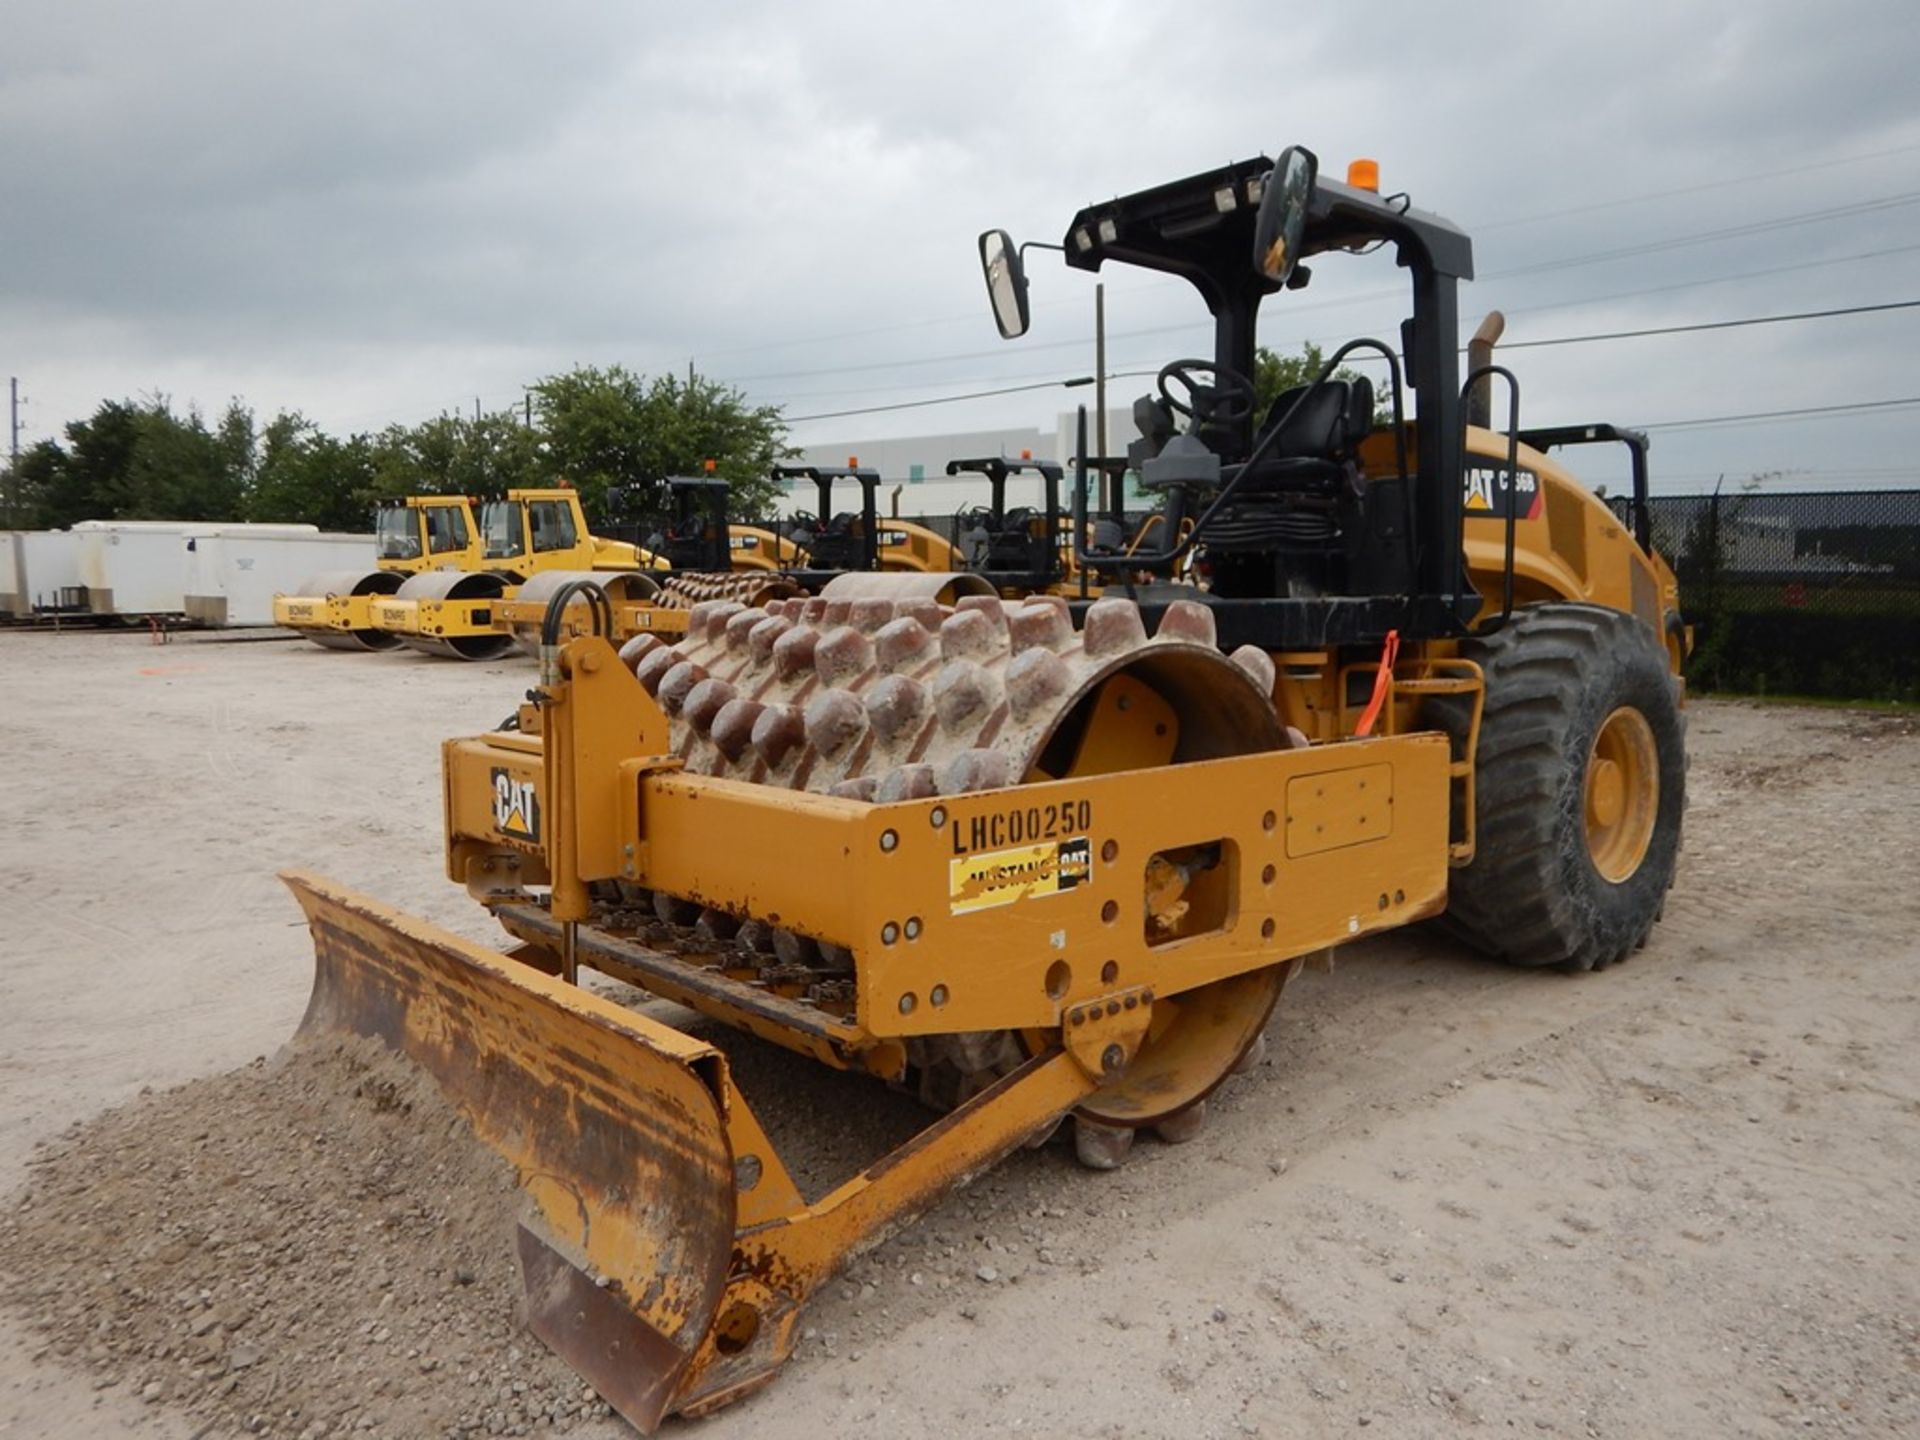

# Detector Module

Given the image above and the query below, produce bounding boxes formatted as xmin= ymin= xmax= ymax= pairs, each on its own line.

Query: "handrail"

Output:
xmin=1457 ymin=363 xmax=1523 ymax=626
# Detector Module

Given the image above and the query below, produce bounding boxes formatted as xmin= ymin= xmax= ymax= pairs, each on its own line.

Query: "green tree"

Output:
xmin=9 ymin=439 xmax=75 ymax=528
xmin=15 ymin=397 xmax=253 ymax=527
xmin=12 ymin=364 xmax=792 ymax=535
xmin=247 ymin=413 xmax=383 ymax=532
xmin=531 ymin=365 xmax=789 ymax=522
xmin=1252 ymin=342 xmax=1385 ymax=423
xmin=365 ymin=408 xmax=543 ymax=503
xmin=52 ymin=400 xmax=144 ymax=524
xmin=119 ymin=398 xmax=252 ymax=520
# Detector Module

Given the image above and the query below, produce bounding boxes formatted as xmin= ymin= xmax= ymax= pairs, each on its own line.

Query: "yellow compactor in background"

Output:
xmin=517 ymin=469 xmax=972 ymax=654
xmin=363 ymin=487 xmax=663 ymax=661
xmin=272 ymin=495 xmax=485 ymax=650
xmin=284 ymin=148 xmax=1687 ymax=1430
xmin=491 ymin=475 xmax=809 ymax=653
xmin=774 ymin=464 xmax=966 ymax=579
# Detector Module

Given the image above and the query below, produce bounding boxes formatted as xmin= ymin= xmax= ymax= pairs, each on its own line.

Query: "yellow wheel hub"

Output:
xmin=1584 ymin=706 xmax=1658 ymax=883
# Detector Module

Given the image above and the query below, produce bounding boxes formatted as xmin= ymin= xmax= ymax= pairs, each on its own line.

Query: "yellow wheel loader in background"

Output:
xmin=272 ymin=494 xmax=486 ymax=651
xmin=282 ymin=147 xmax=1687 ymax=1430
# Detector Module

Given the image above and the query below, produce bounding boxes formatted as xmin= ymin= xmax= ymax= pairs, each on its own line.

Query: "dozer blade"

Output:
xmin=281 ymin=869 xmax=738 ymax=1433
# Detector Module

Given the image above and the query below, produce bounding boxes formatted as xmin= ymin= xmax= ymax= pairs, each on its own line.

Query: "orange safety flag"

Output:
xmin=1353 ymin=629 xmax=1400 ymax=738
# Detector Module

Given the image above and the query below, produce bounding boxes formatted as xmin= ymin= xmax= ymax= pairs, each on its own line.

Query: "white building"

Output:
xmin=787 ymin=408 xmax=1148 ymax=520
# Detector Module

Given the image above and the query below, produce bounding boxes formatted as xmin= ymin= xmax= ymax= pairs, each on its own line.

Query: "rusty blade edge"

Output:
xmin=518 ymin=1223 xmax=690 ymax=1435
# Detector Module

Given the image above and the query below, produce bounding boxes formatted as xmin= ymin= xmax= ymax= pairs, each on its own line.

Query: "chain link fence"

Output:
xmin=1616 ymin=488 xmax=1919 ymax=701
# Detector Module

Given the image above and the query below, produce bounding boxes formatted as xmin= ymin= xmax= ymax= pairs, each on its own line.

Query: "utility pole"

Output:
xmin=1093 ymin=286 xmax=1109 ymax=510
xmin=8 ymin=377 xmax=23 ymax=527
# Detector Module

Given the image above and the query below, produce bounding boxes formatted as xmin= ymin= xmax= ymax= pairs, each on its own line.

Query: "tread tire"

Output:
xmin=1428 ymin=603 xmax=1686 ymax=972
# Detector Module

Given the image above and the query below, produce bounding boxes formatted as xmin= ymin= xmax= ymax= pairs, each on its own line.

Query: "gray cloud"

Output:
xmin=3 ymin=0 xmax=1917 ymax=490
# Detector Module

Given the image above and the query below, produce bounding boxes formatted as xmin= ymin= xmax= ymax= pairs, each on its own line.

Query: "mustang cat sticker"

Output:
xmin=949 ymin=836 xmax=1091 ymax=915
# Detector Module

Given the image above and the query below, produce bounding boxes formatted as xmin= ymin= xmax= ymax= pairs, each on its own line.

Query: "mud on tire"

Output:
xmin=1428 ymin=603 xmax=1686 ymax=972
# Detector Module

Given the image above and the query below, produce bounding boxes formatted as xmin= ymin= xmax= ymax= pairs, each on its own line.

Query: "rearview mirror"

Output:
xmin=979 ymin=229 xmax=1030 ymax=339
xmin=1252 ymin=146 xmax=1318 ymax=285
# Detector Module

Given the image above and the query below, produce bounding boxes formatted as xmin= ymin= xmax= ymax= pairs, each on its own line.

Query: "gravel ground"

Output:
xmin=1 ymin=1037 xmax=610 ymax=1438
xmin=0 ymin=627 xmax=1915 ymax=1439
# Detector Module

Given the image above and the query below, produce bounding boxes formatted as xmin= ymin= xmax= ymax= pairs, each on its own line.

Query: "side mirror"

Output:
xmin=1252 ymin=146 xmax=1318 ymax=286
xmin=979 ymin=229 xmax=1031 ymax=339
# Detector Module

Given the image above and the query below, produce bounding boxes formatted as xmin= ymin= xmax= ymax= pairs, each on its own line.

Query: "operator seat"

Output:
xmin=797 ymin=510 xmax=864 ymax=569
xmin=1240 ymin=378 xmax=1374 ymax=492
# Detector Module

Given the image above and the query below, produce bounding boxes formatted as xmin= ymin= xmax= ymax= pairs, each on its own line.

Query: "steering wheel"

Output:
xmin=1157 ymin=359 xmax=1257 ymax=425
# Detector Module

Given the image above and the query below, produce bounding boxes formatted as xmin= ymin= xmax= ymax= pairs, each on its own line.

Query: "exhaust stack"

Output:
xmin=1467 ymin=310 xmax=1507 ymax=429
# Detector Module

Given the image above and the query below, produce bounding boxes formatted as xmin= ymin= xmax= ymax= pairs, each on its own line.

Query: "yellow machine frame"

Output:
xmin=728 ymin=523 xmax=810 ymax=571
xmin=876 ymin=518 xmax=967 ymax=573
xmin=290 ymin=627 xmax=1453 ymax=1424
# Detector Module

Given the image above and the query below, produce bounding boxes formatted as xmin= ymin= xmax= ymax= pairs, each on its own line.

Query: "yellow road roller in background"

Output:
xmin=491 ymin=476 xmax=808 ymax=653
xmin=365 ymin=487 xmax=663 ymax=661
xmin=272 ymin=494 xmax=486 ymax=651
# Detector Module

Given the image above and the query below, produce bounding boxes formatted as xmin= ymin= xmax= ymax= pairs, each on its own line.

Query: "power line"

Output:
xmin=1488 ymin=190 xmax=1920 ymax=279
xmin=1477 ymin=138 xmax=1920 ymax=230
xmin=714 ymin=144 xmax=1920 ymax=362
xmin=1656 ymin=466 xmax=1917 ymax=481
xmin=782 ymin=299 xmax=1920 ymax=422
xmin=1481 ymin=241 xmax=1920 ymax=317
xmin=1127 ymin=293 xmax=1919 ymax=379
xmin=787 ymin=376 xmax=1094 ymax=424
xmin=1264 ymin=239 xmax=1920 ymax=332
xmin=1500 ymin=297 xmax=1920 ymax=350
xmin=1640 ymin=396 xmax=1920 ymax=432
xmin=1210 ymin=295 xmax=1920 ymax=373
xmin=742 ymin=237 xmax=1920 ymax=389
xmin=794 ymin=384 xmax=1920 ymax=436
xmin=709 ymin=142 xmax=1920 ymax=363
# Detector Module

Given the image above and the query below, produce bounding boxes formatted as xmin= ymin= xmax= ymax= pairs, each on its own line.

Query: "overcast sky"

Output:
xmin=4 ymin=0 xmax=1918 ymax=493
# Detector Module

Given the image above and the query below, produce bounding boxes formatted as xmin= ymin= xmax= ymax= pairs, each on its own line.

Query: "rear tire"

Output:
xmin=1430 ymin=603 xmax=1685 ymax=972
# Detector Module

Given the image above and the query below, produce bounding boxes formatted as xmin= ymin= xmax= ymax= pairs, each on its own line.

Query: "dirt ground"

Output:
xmin=0 ymin=626 xmax=1915 ymax=1439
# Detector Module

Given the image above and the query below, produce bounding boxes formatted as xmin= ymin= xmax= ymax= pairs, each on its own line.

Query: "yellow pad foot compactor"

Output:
xmin=286 ymin=583 xmax=1453 ymax=1429
xmin=278 ymin=143 xmax=1689 ymax=1430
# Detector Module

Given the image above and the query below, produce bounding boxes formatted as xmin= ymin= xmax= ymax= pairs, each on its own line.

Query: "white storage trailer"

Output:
xmin=72 ymin=521 xmax=319 ymax=618
xmin=6 ymin=530 xmax=86 ymax=619
xmin=183 ymin=529 xmax=375 ymax=627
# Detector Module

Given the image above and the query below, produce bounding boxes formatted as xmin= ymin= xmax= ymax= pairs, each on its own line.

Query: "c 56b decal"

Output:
xmin=1463 ymin=462 xmax=1542 ymax=521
